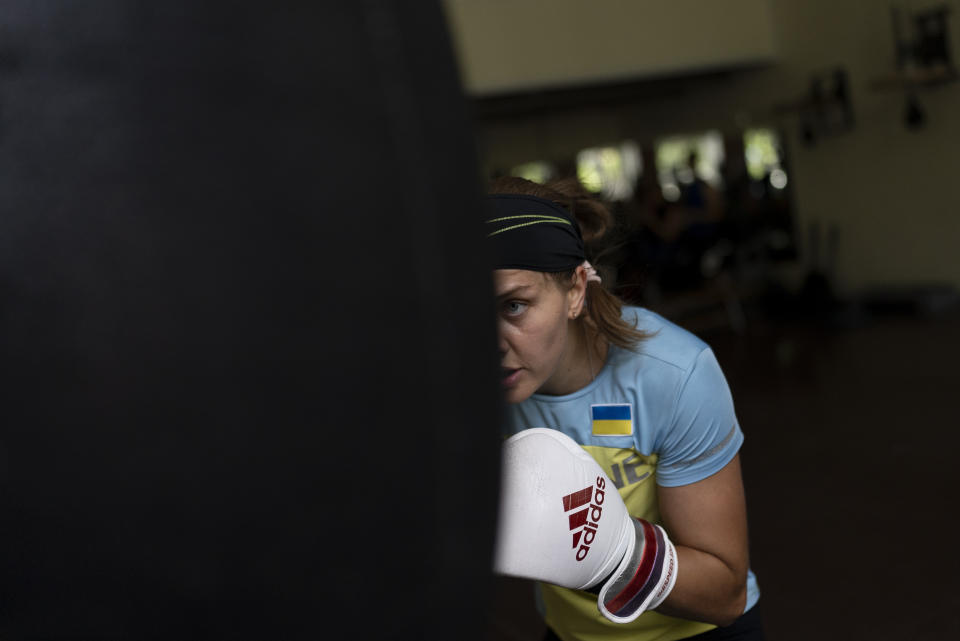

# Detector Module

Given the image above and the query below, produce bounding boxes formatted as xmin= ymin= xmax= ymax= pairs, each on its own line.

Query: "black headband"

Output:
xmin=484 ymin=194 xmax=585 ymax=272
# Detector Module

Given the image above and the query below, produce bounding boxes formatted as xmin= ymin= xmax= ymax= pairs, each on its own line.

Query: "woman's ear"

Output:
xmin=567 ymin=266 xmax=588 ymax=319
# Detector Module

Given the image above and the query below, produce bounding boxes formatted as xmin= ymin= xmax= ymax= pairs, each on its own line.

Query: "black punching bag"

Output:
xmin=0 ymin=2 xmax=503 ymax=639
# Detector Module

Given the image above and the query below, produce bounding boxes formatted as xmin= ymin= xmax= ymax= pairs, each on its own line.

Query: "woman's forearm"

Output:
xmin=654 ymin=544 xmax=747 ymax=627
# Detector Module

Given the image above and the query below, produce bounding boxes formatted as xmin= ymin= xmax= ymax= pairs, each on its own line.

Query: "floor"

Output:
xmin=484 ymin=299 xmax=960 ymax=641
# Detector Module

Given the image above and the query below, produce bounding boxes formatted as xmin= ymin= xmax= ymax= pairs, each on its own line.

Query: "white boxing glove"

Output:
xmin=493 ymin=428 xmax=678 ymax=624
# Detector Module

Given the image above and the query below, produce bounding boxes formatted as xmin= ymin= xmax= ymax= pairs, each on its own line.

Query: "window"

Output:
xmin=576 ymin=140 xmax=642 ymax=201
xmin=654 ymin=130 xmax=725 ymax=201
xmin=508 ymin=160 xmax=556 ymax=184
xmin=744 ymin=128 xmax=787 ymax=190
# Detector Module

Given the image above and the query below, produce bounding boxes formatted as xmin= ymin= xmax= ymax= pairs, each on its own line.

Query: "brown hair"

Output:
xmin=487 ymin=175 xmax=650 ymax=351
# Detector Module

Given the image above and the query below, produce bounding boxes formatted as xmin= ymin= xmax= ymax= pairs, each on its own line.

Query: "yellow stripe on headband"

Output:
xmin=485 ymin=214 xmax=572 ymax=237
xmin=486 ymin=214 xmax=571 ymax=224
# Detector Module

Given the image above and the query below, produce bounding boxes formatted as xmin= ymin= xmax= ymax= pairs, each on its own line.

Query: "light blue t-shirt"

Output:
xmin=503 ymin=306 xmax=759 ymax=638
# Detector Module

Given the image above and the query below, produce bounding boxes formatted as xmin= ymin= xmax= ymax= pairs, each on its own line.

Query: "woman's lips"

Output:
xmin=501 ymin=368 xmax=521 ymax=388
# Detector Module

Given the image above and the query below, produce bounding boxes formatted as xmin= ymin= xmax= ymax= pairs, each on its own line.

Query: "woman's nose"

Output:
xmin=496 ymin=328 xmax=509 ymax=358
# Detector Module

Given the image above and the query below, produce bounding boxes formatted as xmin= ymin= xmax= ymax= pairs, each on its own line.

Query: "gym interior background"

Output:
xmin=1 ymin=2 xmax=957 ymax=640
xmin=441 ymin=1 xmax=960 ymax=639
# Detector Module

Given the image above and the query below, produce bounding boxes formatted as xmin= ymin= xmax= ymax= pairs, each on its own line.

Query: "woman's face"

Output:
xmin=493 ymin=269 xmax=581 ymax=404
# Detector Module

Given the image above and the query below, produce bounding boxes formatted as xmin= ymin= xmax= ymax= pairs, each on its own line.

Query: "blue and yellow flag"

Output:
xmin=591 ymin=404 xmax=633 ymax=436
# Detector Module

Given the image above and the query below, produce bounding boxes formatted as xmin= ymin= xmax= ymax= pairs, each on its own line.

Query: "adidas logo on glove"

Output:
xmin=561 ymin=478 xmax=606 ymax=561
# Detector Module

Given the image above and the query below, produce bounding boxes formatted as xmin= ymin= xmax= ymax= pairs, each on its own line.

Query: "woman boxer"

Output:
xmin=486 ymin=176 xmax=763 ymax=641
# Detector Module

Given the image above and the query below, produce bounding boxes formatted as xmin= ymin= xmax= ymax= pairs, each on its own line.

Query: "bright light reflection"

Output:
xmin=770 ymin=168 xmax=788 ymax=189
xmin=662 ymin=183 xmax=681 ymax=201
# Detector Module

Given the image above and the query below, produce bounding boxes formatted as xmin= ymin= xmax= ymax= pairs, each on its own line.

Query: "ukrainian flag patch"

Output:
xmin=591 ymin=403 xmax=633 ymax=436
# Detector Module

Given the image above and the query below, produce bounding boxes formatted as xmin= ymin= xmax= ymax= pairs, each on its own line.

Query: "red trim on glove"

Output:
xmin=602 ymin=519 xmax=658 ymax=613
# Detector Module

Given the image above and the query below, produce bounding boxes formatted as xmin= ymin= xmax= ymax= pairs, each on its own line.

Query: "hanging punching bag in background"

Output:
xmin=0 ymin=2 xmax=503 ymax=639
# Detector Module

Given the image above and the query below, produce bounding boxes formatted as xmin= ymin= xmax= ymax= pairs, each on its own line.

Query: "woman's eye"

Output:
xmin=504 ymin=301 xmax=528 ymax=316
